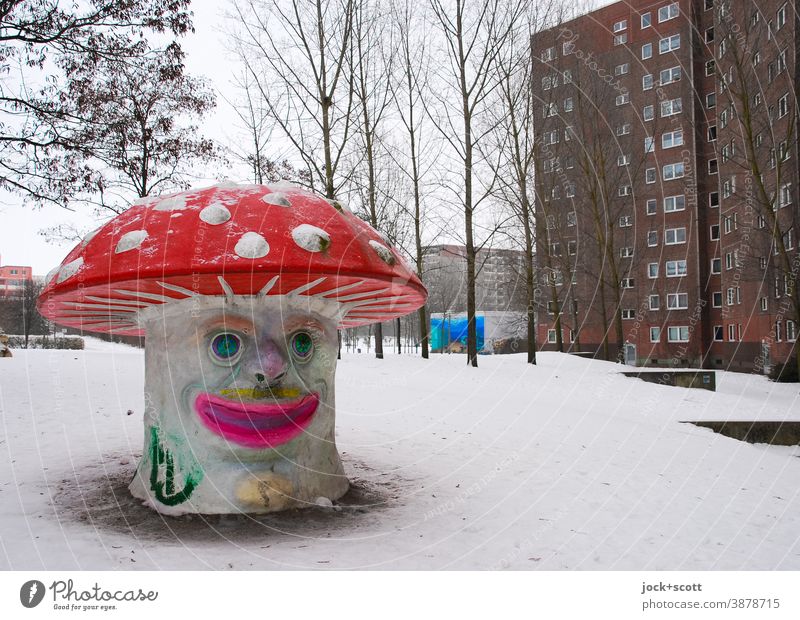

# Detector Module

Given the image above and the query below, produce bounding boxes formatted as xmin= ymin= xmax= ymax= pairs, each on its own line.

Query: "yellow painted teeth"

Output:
xmin=218 ymin=387 xmax=302 ymax=400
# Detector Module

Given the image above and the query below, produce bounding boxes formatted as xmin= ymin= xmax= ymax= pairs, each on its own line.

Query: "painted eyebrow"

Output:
xmin=199 ymin=314 xmax=256 ymax=333
xmin=280 ymin=316 xmax=325 ymax=333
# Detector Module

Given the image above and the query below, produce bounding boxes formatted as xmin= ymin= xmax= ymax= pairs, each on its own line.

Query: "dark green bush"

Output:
xmin=769 ymin=357 xmax=799 ymax=383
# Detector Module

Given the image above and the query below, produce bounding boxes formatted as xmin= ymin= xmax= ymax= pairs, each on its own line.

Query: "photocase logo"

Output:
xmin=20 ymin=580 xmax=45 ymax=608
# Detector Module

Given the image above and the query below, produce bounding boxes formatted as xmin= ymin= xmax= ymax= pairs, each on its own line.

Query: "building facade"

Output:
xmin=532 ymin=0 xmax=799 ymax=371
xmin=0 ymin=256 xmax=33 ymax=297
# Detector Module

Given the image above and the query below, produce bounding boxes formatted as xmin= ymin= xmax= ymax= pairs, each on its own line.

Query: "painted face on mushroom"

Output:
xmin=37 ymin=182 xmax=427 ymax=515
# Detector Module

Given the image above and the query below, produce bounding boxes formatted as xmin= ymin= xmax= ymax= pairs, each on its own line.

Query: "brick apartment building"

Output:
xmin=0 ymin=256 xmax=33 ymax=297
xmin=531 ymin=0 xmax=799 ymax=372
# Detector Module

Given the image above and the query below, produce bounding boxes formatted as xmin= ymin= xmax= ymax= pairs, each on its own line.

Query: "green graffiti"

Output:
xmin=148 ymin=426 xmax=203 ymax=506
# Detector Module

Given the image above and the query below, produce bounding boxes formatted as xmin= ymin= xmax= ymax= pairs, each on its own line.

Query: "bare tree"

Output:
xmin=428 ymin=0 xmax=524 ymax=367
xmin=229 ymin=0 xmax=356 ymax=200
xmin=390 ymin=0 xmax=435 ymax=359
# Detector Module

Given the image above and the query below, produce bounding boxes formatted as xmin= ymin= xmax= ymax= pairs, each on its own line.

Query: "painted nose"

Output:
xmin=250 ymin=340 xmax=288 ymax=385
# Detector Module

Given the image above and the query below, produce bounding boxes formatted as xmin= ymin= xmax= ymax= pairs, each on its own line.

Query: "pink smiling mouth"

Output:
xmin=194 ymin=392 xmax=320 ymax=448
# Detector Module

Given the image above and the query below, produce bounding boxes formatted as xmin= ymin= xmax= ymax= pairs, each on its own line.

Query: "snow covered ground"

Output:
xmin=1 ymin=338 xmax=799 ymax=570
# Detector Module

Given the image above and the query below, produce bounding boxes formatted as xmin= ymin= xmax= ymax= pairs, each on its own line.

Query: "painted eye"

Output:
xmin=210 ymin=333 xmax=242 ymax=361
xmin=290 ymin=331 xmax=314 ymax=361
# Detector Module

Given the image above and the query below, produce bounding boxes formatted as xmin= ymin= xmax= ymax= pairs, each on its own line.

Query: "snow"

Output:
xmin=292 ymin=224 xmax=330 ymax=252
xmin=199 ymin=203 xmax=231 ymax=225
xmin=115 ymin=230 xmax=148 ymax=254
xmin=234 ymin=231 xmax=270 ymax=259
xmin=369 ymin=240 xmax=395 ymax=265
xmin=56 ymin=257 xmax=83 ymax=283
xmin=1 ymin=346 xmax=799 ymax=570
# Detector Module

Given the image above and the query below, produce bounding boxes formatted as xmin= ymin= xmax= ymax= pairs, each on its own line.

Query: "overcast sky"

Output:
xmin=0 ymin=2 xmax=242 ymax=275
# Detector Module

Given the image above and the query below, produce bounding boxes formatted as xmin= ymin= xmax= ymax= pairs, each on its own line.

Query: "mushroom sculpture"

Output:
xmin=37 ymin=183 xmax=427 ymax=515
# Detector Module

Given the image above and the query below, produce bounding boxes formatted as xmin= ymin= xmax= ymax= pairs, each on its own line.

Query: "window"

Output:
xmin=646 ymin=199 xmax=657 ymax=215
xmin=727 ymin=324 xmax=737 ymax=341
xmin=641 ymin=12 xmax=651 ymax=28
xmin=614 ymin=33 xmax=628 ymax=45
xmin=752 ymin=51 xmax=761 ymax=66
xmin=708 ymin=125 xmax=717 ymax=141
xmin=668 ymin=293 xmax=688 ymax=309
xmin=663 ymin=162 xmax=684 ymax=180
xmin=761 ymin=297 xmax=768 ymax=311
xmin=646 ymin=168 xmax=657 ymax=183
xmin=567 ymin=211 xmax=576 ymax=226
xmin=543 ymin=130 xmax=559 ymax=145
xmin=542 ymin=76 xmax=556 ymax=90
xmin=713 ymin=325 xmax=723 ymax=341
xmin=778 ymin=49 xmax=787 ymax=72
xmin=650 ymin=327 xmax=661 ymax=342
xmin=708 ymin=159 xmax=718 ymax=174
xmin=665 ymin=227 xmax=686 ymax=245
xmin=724 ymin=251 xmax=733 ymax=268
xmin=710 ymin=224 xmax=720 ymax=240
xmin=709 ymin=191 xmax=719 ymax=207
xmin=726 ymin=287 xmax=735 ymax=305
xmin=643 ymin=74 xmax=654 ymax=90
xmin=622 ymin=309 xmax=635 ymax=320
xmin=705 ymin=27 xmax=714 ymax=43
xmin=562 ymin=41 xmax=575 ymax=55
xmin=547 ymin=329 xmax=558 ymax=343
xmin=706 ymin=92 xmax=716 ymax=108
xmin=659 ymin=34 xmax=681 ymax=54
xmin=613 ymin=19 xmax=627 ymax=32
xmin=705 ymin=60 xmax=715 ymax=76
xmin=711 ymin=258 xmax=721 ymax=274
xmin=616 ymin=92 xmax=630 ymax=106
xmin=620 ymin=246 xmax=634 ymax=258
xmin=712 ymin=292 xmax=722 ymax=307
xmin=563 ymin=97 xmax=574 ymax=112
xmin=783 ymin=228 xmax=795 ymax=249
xmin=563 ymin=69 xmax=573 ymax=83
xmin=568 ymin=240 xmax=577 ymax=255
xmin=666 ymin=260 xmax=687 ymax=277
xmin=664 ymin=195 xmax=685 ymax=212
xmin=645 ymin=136 xmax=655 ymax=152
xmin=565 ymin=181 xmax=576 ymax=197
xmin=722 ymin=176 xmax=735 ymax=198
xmin=618 ymin=154 xmax=631 ymax=166
xmin=777 ymin=3 xmax=786 ymax=29
xmin=642 ymin=43 xmax=653 ymax=59
xmin=788 ymin=320 xmax=797 ymax=342
xmin=619 ymin=215 xmax=633 ymax=227
xmin=615 ymin=63 xmax=630 ymax=75
xmin=720 ymin=107 xmax=729 ymax=128
xmin=667 ymin=326 xmax=689 ymax=342
xmin=647 ymin=231 xmax=658 ymax=247
xmin=621 ymin=278 xmax=635 ymax=289
xmin=541 ymin=47 xmax=555 ymax=62
xmin=648 ymin=262 xmax=659 ymax=278
xmin=778 ymin=93 xmax=789 ymax=118
xmin=759 ymin=256 xmax=767 ymax=270
xmin=617 ymin=123 xmax=632 ymax=136
xmin=661 ymin=98 xmax=682 ymax=116
xmin=544 ymin=103 xmax=557 ymax=117
xmin=659 ymin=3 xmax=679 ymax=22
xmin=662 ymin=130 xmax=683 ymax=149
xmin=619 ymin=185 xmax=632 ymax=196
xmin=660 ymin=66 xmax=681 ymax=85
xmin=649 ymin=294 xmax=660 ymax=310
xmin=643 ymin=105 xmax=654 ymax=121
xmin=550 ymin=243 xmax=562 ymax=257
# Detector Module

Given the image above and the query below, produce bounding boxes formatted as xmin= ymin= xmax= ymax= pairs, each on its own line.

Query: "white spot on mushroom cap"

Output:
xmin=369 ymin=240 xmax=395 ymax=265
xmin=153 ymin=194 xmax=188 ymax=211
xmin=44 ymin=266 xmax=59 ymax=287
xmin=57 ymin=257 xmax=84 ymax=283
xmin=81 ymin=227 xmax=100 ymax=247
xmin=199 ymin=203 xmax=231 ymax=225
xmin=262 ymin=192 xmax=291 ymax=207
xmin=292 ymin=224 xmax=330 ymax=252
xmin=115 ymin=230 xmax=148 ymax=254
xmin=235 ymin=232 xmax=270 ymax=259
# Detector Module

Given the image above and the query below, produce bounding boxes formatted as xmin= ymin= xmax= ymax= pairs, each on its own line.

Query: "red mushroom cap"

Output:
xmin=37 ymin=183 xmax=427 ymax=336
